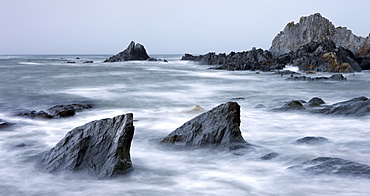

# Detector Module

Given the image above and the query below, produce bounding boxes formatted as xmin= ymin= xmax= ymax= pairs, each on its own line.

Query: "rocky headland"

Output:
xmin=182 ymin=13 xmax=370 ymax=73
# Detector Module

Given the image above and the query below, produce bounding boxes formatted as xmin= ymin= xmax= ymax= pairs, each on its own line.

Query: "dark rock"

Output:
xmin=16 ymin=110 xmax=54 ymax=119
xmin=47 ymin=105 xmax=76 ymax=117
xmin=274 ymin=70 xmax=298 ymax=75
xmin=40 ymin=113 xmax=135 ymax=178
xmin=163 ymin=59 xmax=168 ymax=63
xmin=286 ymin=74 xmax=347 ymax=81
xmin=83 ymin=61 xmax=94 ymax=63
xmin=161 ymin=102 xmax=252 ymax=151
xmin=295 ymin=136 xmax=329 ymax=145
xmin=356 ymin=57 xmax=370 ymax=70
xmin=308 ymin=97 xmax=325 ymax=106
xmin=289 ymin=157 xmax=370 ymax=178
xmin=67 ymin=61 xmax=76 ymax=63
xmin=311 ymin=96 xmax=370 ymax=116
xmin=254 ymin=104 xmax=266 ymax=109
xmin=0 ymin=119 xmax=15 ymax=129
xmin=273 ymin=100 xmax=305 ymax=111
xmin=260 ymin=152 xmax=280 ymax=160
xmin=230 ymin=97 xmax=245 ymax=100
xmin=76 ymin=57 xmax=80 ymax=59
xmin=104 ymin=41 xmax=150 ymax=62
xmin=147 ymin=58 xmax=158 ymax=61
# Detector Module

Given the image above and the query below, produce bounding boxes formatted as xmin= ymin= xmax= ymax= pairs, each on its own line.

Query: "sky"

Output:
xmin=1 ymin=0 xmax=370 ymax=55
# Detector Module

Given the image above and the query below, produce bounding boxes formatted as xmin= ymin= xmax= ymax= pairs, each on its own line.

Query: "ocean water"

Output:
xmin=0 ymin=55 xmax=370 ymax=195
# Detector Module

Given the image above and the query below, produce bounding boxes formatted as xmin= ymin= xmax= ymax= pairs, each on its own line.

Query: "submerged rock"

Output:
xmin=0 ymin=119 xmax=15 ymax=129
xmin=40 ymin=113 xmax=135 ymax=177
xmin=289 ymin=157 xmax=370 ymax=178
xmin=295 ymin=136 xmax=329 ymax=145
xmin=104 ymin=41 xmax=150 ymax=62
xmin=272 ymin=96 xmax=370 ymax=117
xmin=16 ymin=103 xmax=93 ymax=119
xmin=260 ymin=152 xmax=280 ymax=160
xmin=161 ymin=102 xmax=251 ymax=151
xmin=286 ymin=74 xmax=347 ymax=81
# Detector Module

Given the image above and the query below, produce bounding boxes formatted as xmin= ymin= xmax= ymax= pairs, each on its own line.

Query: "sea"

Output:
xmin=0 ymin=54 xmax=370 ymax=195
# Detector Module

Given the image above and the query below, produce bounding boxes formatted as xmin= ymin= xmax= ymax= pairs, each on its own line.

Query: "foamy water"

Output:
xmin=0 ymin=55 xmax=369 ymax=195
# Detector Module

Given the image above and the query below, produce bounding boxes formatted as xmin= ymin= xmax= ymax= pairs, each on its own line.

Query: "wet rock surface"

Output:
xmin=289 ymin=157 xmax=370 ymax=178
xmin=295 ymin=136 xmax=329 ymax=145
xmin=16 ymin=103 xmax=93 ymax=119
xmin=40 ymin=113 xmax=135 ymax=178
xmin=161 ymin=102 xmax=252 ymax=151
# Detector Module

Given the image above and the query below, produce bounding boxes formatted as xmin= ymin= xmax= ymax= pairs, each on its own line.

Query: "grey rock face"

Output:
xmin=270 ymin=13 xmax=370 ymax=58
xmin=161 ymin=102 xmax=251 ymax=151
xmin=104 ymin=41 xmax=150 ymax=62
xmin=289 ymin=157 xmax=370 ymax=178
xmin=40 ymin=113 xmax=135 ymax=177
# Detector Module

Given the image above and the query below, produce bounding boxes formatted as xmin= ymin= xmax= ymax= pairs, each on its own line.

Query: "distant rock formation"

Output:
xmin=104 ymin=41 xmax=150 ymax=62
xmin=182 ymin=13 xmax=370 ymax=72
xmin=272 ymin=96 xmax=370 ymax=117
xmin=289 ymin=157 xmax=370 ymax=178
xmin=161 ymin=102 xmax=252 ymax=151
xmin=270 ymin=13 xmax=370 ymax=58
xmin=40 ymin=113 xmax=135 ymax=178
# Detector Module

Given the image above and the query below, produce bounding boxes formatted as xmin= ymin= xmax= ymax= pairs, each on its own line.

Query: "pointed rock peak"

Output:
xmin=161 ymin=102 xmax=251 ymax=151
xmin=104 ymin=41 xmax=150 ymax=62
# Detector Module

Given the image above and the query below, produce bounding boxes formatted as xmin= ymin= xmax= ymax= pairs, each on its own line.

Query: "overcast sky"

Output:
xmin=1 ymin=0 xmax=370 ymax=55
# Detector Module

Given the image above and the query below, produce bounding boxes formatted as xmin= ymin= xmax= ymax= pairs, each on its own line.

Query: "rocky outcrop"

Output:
xmin=289 ymin=157 xmax=370 ymax=178
xmin=104 ymin=41 xmax=150 ymax=62
xmin=182 ymin=49 xmax=284 ymax=71
xmin=272 ymin=96 xmax=370 ymax=117
xmin=161 ymin=102 xmax=251 ymax=151
xmin=279 ymin=39 xmax=362 ymax=72
xmin=40 ymin=113 xmax=135 ymax=178
xmin=286 ymin=74 xmax=347 ymax=81
xmin=295 ymin=136 xmax=329 ymax=145
xmin=16 ymin=103 xmax=92 ymax=119
xmin=270 ymin=13 xmax=370 ymax=58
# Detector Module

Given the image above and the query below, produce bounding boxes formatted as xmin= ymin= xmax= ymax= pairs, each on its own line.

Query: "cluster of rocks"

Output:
xmin=16 ymin=103 xmax=92 ymax=119
xmin=38 ymin=100 xmax=370 ymax=179
xmin=272 ymin=96 xmax=370 ymax=117
xmin=286 ymin=73 xmax=347 ymax=81
xmin=182 ymin=13 xmax=370 ymax=73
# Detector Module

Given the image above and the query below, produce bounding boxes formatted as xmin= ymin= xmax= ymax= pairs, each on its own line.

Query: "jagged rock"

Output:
xmin=16 ymin=103 xmax=92 ymax=119
xmin=289 ymin=157 xmax=370 ymax=178
xmin=40 ymin=113 xmax=135 ymax=177
xmin=161 ymin=102 xmax=251 ymax=151
xmin=104 ymin=41 xmax=150 ymax=62
xmin=270 ymin=13 xmax=370 ymax=58
xmin=181 ymin=49 xmax=283 ymax=71
xmin=295 ymin=136 xmax=329 ymax=145
xmin=273 ymin=96 xmax=370 ymax=117
xmin=286 ymin=74 xmax=347 ymax=81
xmin=311 ymin=96 xmax=370 ymax=116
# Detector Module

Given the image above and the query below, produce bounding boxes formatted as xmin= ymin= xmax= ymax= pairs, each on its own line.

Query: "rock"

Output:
xmin=104 ymin=41 xmax=150 ymax=62
xmin=16 ymin=103 xmax=92 ymax=119
xmin=260 ymin=152 xmax=280 ymax=160
xmin=16 ymin=110 xmax=54 ymax=119
xmin=83 ymin=61 xmax=94 ymax=63
xmin=186 ymin=105 xmax=205 ymax=114
xmin=308 ymin=97 xmax=325 ymax=107
xmin=272 ymin=100 xmax=306 ymax=111
xmin=311 ymin=96 xmax=370 ymax=116
xmin=76 ymin=57 xmax=80 ymax=59
xmin=161 ymin=102 xmax=251 ymax=151
xmin=0 ymin=119 xmax=15 ymax=129
xmin=270 ymin=13 xmax=370 ymax=58
xmin=295 ymin=136 xmax=329 ymax=145
xmin=289 ymin=157 xmax=370 ymax=178
xmin=286 ymin=74 xmax=347 ymax=81
xmin=67 ymin=61 xmax=76 ymax=63
xmin=40 ymin=113 xmax=135 ymax=177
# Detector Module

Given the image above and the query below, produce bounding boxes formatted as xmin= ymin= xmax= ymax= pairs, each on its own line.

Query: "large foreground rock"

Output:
xmin=161 ymin=102 xmax=251 ymax=151
xmin=104 ymin=41 xmax=150 ymax=62
xmin=289 ymin=157 xmax=370 ymax=178
xmin=40 ymin=113 xmax=135 ymax=177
